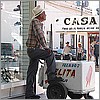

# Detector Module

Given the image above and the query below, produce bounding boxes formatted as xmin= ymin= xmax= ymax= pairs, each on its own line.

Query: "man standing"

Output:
xmin=25 ymin=5 xmax=63 ymax=99
xmin=94 ymin=41 xmax=99 ymax=67
xmin=63 ymin=42 xmax=71 ymax=55
xmin=63 ymin=42 xmax=71 ymax=60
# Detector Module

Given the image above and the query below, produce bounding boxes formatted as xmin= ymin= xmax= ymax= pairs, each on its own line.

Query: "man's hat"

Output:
xmin=32 ymin=5 xmax=44 ymax=19
xmin=78 ymin=42 xmax=82 ymax=45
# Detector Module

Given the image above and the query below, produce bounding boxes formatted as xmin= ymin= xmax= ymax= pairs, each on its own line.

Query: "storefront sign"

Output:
xmin=55 ymin=16 xmax=99 ymax=32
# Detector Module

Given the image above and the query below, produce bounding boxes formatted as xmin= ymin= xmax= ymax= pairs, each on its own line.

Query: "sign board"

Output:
xmin=54 ymin=16 xmax=99 ymax=32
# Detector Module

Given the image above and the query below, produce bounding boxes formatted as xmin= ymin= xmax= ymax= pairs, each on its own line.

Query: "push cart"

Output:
xmin=38 ymin=60 xmax=95 ymax=99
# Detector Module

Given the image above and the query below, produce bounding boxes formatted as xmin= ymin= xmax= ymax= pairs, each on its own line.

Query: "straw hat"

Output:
xmin=78 ymin=42 xmax=82 ymax=45
xmin=32 ymin=5 xmax=44 ymax=19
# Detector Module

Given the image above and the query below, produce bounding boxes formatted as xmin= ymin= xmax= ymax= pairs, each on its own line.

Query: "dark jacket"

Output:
xmin=94 ymin=44 xmax=99 ymax=56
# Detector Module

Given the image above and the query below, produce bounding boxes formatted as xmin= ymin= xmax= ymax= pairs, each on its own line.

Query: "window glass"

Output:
xmin=1 ymin=1 xmax=22 ymax=84
xmin=60 ymin=33 xmax=64 ymax=49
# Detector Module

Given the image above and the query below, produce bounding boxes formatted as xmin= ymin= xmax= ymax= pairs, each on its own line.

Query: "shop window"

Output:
xmin=88 ymin=33 xmax=99 ymax=60
xmin=81 ymin=36 xmax=84 ymax=49
xmin=60 ymin=33 xmax=64 ymax=49
xmin=46 ymin=31 xmax=52 ymax=47
xmin=1 ymin=1 xmax=22 ymax=84
xmin=71 ymin=34 xmax=75 ymax=48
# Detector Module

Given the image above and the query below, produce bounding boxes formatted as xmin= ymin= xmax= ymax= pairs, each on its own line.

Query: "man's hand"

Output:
xmin=44 ymin=47 xmax=52 ymax=54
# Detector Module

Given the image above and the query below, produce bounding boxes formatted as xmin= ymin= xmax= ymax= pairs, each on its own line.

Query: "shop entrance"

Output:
xmin=88 ymin=32 xmax=99 ymax=61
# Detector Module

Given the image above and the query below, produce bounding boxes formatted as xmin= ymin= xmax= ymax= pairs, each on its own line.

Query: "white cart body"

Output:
xmin=39 ymin=60 xmax=95 ymax=94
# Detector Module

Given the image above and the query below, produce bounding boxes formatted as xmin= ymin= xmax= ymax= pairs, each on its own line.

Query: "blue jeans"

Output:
xmin=25 ymin=48 xmax=56 ymax=96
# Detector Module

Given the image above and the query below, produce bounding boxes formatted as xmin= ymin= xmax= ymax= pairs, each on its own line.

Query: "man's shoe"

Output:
xmin=48 ymin=76 xmax=64 ymax=84
xmin=25 ymin=94 xmax=40 ymax=99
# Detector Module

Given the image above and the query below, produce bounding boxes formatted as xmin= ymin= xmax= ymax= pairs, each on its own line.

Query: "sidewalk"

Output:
xmin=10 ymin=72 xmax=99 ymax=99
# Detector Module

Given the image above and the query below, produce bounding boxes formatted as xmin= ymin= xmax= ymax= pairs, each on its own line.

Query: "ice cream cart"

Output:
xmin=38 ymin=60 xmax=95 ymax=99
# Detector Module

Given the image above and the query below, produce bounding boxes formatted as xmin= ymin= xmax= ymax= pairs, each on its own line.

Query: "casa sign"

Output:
xmin=54 ymin=16 xmax=99 ymax=32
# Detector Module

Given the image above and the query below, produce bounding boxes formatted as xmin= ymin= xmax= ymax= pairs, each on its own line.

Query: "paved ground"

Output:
xmin=9 ymin=71 xmax=99 ymax=99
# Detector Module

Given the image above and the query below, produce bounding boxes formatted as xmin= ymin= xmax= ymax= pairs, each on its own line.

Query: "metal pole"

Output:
xmin=76 ymin=35 xmax=78 ymax=60
xmin=81 ymin=1 xmax=83 ymax=16
xmin=76 ymin=1 xmax=83 ymax=60
xmin=34 ymin=1 xmax=37 ymax=94
xmin=35 ymin=1 xmax=37 ymax=7
xmin=75 ymin=15 xmax=77 ymax=60
xmin=49 ymin=24 xmax=53 ymax=49
xmin=76 ymin=0 xmax=84 ymax=60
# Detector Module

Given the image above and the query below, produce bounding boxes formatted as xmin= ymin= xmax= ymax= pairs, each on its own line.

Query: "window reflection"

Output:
xmin=1 ymin=1 xmax=22 ymax=84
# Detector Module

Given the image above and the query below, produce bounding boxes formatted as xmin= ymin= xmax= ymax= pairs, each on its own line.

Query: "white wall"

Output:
xmin=64 ymin=34 xmax=71 ymax=47
xmin=44 ymin=3 xmax=74 ymax=49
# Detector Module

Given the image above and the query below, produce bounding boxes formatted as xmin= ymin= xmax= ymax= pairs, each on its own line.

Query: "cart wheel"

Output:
xmin=47 ymin=82 xmax=67 ymax=99
xmin=84 ymin=93 xmax=94 ymax=99
xmin=68 ymin=91 xmax=83 ymax=99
